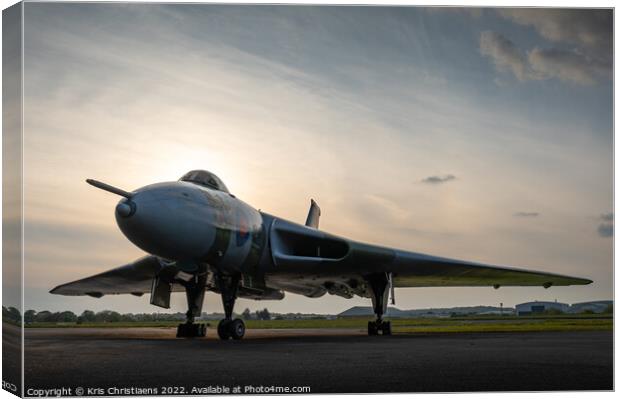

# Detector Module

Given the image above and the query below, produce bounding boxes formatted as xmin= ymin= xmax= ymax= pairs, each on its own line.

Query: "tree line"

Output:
xmin=28 ymin=309 xmax=192 ymax=323
xmin=2 ymin=307 xmax=190 ymax=324
xmin=3 ymin=306 xmax=275 ymax=324
xmin=2 ymin=306 xmax=21 ymax=324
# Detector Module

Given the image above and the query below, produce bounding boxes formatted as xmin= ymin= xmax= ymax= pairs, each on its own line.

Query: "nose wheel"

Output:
xmin=217 ymin=318 xmax=246 ymax=340
xmin=216 ymin=272 xmax=245 ymax=340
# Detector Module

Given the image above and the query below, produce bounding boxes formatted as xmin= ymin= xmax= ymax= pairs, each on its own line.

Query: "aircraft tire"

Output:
xmin=367 ymin=321 xmax=378 ymax=336
xmin=177 ymin=323 xmax=187 ymax=338
xmin=217 ymin=319 xmax=232 ymax=340
xmin=177 ymin=323 xmax=206 ymax=338
xmin=230 ymin=319 xmax=245 ymax=340
xmin=381 ymin=321 xmax=392 ymax=335
xmin=197 ymin=323 xmax=207 ymax=337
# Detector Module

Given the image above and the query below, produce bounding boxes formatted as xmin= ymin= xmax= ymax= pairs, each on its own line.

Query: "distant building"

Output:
xmin=338 ymin=306 xmax=514 ymax=318
xmin=515 ymin=301 xmax=570 ymax=316
xmin=569 ymin=300 xmax=612 ymax=314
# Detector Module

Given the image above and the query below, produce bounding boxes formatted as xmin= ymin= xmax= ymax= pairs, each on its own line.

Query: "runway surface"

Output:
xmin=24 ymin=327 xmax=612 ymax=394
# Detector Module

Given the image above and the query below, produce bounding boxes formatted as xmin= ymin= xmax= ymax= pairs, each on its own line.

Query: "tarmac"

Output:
xmin=22 ymin=327 xmax=613 ymax=394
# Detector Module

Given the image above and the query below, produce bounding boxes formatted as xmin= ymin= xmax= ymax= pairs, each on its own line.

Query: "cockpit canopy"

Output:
xmin=179 ymin=170 xmax=229 ymax=193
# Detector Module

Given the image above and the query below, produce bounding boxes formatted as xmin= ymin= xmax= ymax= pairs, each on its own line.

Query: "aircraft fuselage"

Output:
xmin=116 ymin=181 xmax=265 ymax=273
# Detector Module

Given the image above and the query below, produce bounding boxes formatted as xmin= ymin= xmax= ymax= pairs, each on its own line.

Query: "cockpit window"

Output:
xmin=179 ymin=170 xmax=229 ymax=193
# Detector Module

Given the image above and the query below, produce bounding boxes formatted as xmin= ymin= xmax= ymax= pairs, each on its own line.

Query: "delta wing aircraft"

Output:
xmin=52 ymin=170 xmax=592 ymax=339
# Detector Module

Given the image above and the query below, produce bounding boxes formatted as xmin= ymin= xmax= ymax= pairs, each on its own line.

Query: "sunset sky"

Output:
xmin=20 ymin=4 xmax=612 ymax=315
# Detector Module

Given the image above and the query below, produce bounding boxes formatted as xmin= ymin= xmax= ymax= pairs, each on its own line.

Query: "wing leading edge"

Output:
xmin=49 ymin=256 xmax=169 ymax=297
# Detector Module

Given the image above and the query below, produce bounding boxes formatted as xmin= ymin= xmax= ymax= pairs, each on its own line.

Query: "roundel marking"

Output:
xmin=236 ymin=210 xmax=250 ymax=246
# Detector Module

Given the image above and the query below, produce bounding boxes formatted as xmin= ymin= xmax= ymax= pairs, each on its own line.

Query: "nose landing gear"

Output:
xmin=216 ymin=273 xmax=246 ymax=340
xmin=217 ymin=318 xmax=246 ymax=340
xmin=174 ymin=270 xmax=246 ymax=340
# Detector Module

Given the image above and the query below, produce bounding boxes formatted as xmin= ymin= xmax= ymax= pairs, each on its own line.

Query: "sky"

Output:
xmin=18 ymin=4 xmax=612 ymax=315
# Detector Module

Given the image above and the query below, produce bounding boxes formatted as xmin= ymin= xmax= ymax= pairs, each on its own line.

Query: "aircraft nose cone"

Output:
xmin=114 ymin=185 xmax=215 ymax=260
xmin=115 ymin=201 xmax=135 ymax=218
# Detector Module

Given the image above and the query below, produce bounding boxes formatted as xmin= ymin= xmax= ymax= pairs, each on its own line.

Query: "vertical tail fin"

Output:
xmin=305 ymin=199 xmax=321 ymax=229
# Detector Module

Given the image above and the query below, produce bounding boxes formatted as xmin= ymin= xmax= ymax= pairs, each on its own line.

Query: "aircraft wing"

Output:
xmin=269 ymin=218 xmax=592 ymax=289
xmin=49 ymin=256 xmax=174 ymax=297
xmin=49 ymin=256 xmax=280 ymax=300
xmin=386 ymin=246 xmax=590 ymax=287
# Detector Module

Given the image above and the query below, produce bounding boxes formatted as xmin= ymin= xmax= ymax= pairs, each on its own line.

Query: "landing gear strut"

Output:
xmin=216 ymin=273 xmax=245 ymax=340
xmin=177 ymin=274 xmax=207 ymax=338
xmin=366 ymin=272 xmax=392 ymax=336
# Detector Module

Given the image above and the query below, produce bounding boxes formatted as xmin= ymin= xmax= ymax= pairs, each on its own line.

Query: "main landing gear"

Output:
xmin=366 ymin=272 xmax=392 ymax=336
xmin=175 ymin=271 xmax=246 ymax=340
xmin=177 ymin=274 xmax=208 ymax=338
xmin=368 ymin=320 xmax=391 ymax=335
xmin=216 ymin=273 xmax=245 ymax=340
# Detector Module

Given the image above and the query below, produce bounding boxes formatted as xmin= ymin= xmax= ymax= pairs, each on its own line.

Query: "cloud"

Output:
xmin=527 ymin=47 xmax=610 ymax=85
xmin=497 ymin=9 xmax=612 ymax=58
xmin=597 ymin=223 xmax=613 ymax=237
xmin=479 ymin=31 xmax=529 ymax=81
xmin=421 ymin=174 xmax=456 ymax=184
xmin=483 ymin=9 xmax=612 ymax=85
xmin=597 ymin=212 xmax=613 ymax=237
xmin=480 ymin=31 xmax=610 ymax=86
xmin=513 ymin=212 xmax=539 ymax=218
